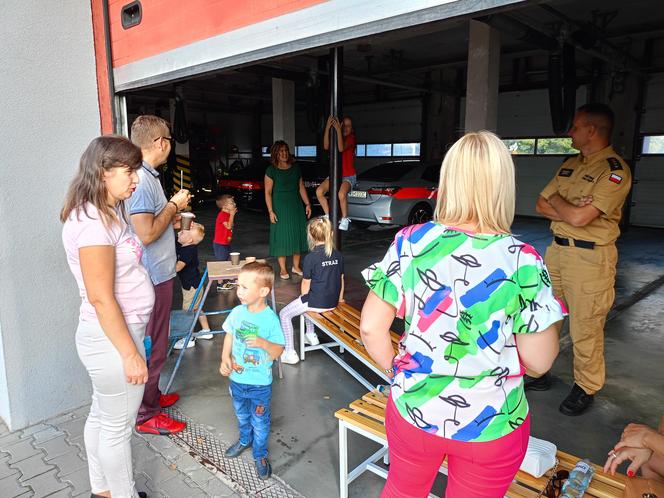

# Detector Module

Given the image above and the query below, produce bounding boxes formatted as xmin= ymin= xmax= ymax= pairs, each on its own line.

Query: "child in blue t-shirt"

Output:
xmin=219 ymin=261 xmax=284 ymax=480
xmin=279 ymin=217 xmax=344 ymax=365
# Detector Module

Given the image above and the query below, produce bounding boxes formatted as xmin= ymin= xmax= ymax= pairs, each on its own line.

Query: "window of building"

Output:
xmin=295 ymin=145 xmax=316 ymax=157
xmin=642 ymin=135 xmax=664 ymax=154
xmin=503 ymin=139 xmax=535 ymax=155
xmin=366 ymin=143 xmax=392 ymax=157
xmin=536 ymin=137 xmax=577 ymax=155
xmin=392 ymin=143 xmax=421 ymax=156
xmin=502 ymin=137 xmax=577 ymax=156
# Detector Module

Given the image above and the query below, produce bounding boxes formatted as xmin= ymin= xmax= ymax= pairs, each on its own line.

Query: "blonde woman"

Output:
xmin=61 ymin=136 xmax=174 ymax=498
xmin=278 ymin=217 xmax=344 ymax=364
xmin=360 ymin=131 xmax=565 ymax=498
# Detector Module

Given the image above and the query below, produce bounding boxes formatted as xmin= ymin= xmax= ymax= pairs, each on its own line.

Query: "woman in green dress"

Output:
xmin=264 ymin=141 xmax=312 ymax=279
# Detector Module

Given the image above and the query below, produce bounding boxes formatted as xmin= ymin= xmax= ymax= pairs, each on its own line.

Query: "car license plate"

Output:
xmin=349 ymin=190 xmax=367 ymax=199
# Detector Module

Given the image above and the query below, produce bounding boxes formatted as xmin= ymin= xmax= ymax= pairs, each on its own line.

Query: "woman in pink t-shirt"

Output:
xmin=61 ymin=136 xmax=154 ymax=498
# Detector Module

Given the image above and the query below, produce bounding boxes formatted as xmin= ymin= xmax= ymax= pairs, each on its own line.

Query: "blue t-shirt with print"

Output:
xmin=222 ymin=304 xmax=285 ymax=386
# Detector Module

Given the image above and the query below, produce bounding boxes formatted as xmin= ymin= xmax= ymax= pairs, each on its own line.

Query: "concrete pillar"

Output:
xmin=465 ymin=20 xmax=500 ymax=132
xmin=272 ymin=78 xmax=296 ymax=149
xmin=422 ymin=68 xmax=460 ymax=162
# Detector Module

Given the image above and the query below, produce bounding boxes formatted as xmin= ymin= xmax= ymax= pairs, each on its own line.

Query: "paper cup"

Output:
xmin=181 ymin=212 xmax=195 ymax=230
xmin=230 ymin=252 xmax=241 ymax=266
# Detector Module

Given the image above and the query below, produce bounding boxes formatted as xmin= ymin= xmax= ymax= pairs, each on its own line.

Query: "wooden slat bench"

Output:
xmin=300 ymin=303 xmax=400 ymax=390
xmin=335 ymin=391 xmax=626 ymax=498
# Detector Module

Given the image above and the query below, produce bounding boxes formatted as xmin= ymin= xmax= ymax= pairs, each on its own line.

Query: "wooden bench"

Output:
xmin=300 ymin=303 xmax=400 ymax=391
xmin=335 ymin=391 xmax=626 ymax=498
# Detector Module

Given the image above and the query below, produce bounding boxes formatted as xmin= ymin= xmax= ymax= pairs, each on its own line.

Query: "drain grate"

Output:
xmin=164 ymin=407 xmax=304 ymax=497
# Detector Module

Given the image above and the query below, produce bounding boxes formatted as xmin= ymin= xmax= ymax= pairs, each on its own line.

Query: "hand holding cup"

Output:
xmin=170 ymin=189 xmax=191 ymax=211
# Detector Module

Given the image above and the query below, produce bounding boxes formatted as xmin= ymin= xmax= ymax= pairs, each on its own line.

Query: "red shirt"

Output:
xmin=214 ymin=210 xmax=233 ymax=245
xmin=342 ymin=133 xmax=356 ymax=177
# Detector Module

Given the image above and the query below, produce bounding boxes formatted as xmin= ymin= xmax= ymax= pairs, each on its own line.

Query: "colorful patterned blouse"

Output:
xmin=363 ymin=222 xmax=565 ymax=442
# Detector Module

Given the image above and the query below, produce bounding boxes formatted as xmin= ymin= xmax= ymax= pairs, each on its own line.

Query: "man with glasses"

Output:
xmin=531 ymin=103 xmax=632 ymax=416
xmin=128 ymin=115 xmax=191 ymax=435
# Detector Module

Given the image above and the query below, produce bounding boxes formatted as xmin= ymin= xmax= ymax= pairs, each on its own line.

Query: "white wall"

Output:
xmin=496 ymin=87 xmax=587 ymax=217
xmin=632 ymin=72 xmax=664 ymax=227
xmin=0 ymin=1 xmax=100 ymax=429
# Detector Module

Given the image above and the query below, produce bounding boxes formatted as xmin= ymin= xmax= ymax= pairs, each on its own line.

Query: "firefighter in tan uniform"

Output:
xmin=530 ymin=103 xmax=632 ymax=416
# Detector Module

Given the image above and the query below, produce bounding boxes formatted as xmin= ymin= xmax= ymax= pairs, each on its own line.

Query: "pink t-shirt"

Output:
xmin=62 ymin=203 xmax=155 ymax=324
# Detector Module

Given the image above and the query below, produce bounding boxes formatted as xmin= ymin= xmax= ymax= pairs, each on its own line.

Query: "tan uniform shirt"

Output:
xmin=540 ymin=145 xmax=632 ymax=245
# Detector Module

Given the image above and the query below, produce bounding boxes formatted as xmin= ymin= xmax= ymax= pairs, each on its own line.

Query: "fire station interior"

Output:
xmin=124 ymin=1 xmax=664 ymax=496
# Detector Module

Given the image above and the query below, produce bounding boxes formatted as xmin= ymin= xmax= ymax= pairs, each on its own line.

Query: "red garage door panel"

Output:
xmin=109 ymin=0 xmax=327 ymax=68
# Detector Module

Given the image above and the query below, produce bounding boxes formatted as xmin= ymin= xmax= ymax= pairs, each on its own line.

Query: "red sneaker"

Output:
xmin=136 ymin=413 xmax=186 ymax=435
xmin=159 ymin=392 xmax=180 ymax=408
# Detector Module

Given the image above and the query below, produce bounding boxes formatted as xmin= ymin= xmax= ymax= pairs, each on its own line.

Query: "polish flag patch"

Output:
xmin=609 ymin=173 xmax=622 ymax=184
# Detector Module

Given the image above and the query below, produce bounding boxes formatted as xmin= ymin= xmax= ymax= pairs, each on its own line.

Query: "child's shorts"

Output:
xmin=182 ymin=286 xmax=203 ymax=311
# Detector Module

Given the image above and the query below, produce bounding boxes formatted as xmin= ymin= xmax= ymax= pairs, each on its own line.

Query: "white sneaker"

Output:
xmin=280 ymin=350 xmax=300 ymax=365
xmin=197 ymin=329 xmax=213 ymax=340
xmin=304 ymin=332 xmax=320 ymax=346
xmin=173 ymin=337 xmax=196 ymax=350
xmin=339 ymin=217 xmax=350 ymax=231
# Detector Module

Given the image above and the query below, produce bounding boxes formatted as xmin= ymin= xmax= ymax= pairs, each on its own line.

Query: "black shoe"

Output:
xmin=524 ymin=372 xmax=552 ymax=391
xmin=225 ymin=440 xmax=251 ymax=458
xmin=559 ymin=383 xmax=594 ymax=416
xmin=255 ymin=457 xmax=272 ymax=480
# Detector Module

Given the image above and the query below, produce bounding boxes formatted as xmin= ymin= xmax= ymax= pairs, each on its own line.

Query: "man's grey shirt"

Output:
xmin=125 ymin=161 xmax=176 ymax=285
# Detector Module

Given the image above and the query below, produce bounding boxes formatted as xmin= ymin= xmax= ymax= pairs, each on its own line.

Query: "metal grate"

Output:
xmin=165 ymin=407 xmax=304 ymax=497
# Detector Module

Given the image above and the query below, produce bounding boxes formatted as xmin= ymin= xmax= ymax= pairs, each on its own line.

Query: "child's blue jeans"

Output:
xmin=213 ymin=243 xmax=231 ymax=261
xmin=229 ymin=380 xmax=272 ymax=459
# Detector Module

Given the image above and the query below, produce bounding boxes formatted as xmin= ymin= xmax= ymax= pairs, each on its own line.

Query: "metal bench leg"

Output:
xmin=339 ymin=421 xmax=349 ymax=498
xmin=300 ymin=314 xmax=305 ymax=361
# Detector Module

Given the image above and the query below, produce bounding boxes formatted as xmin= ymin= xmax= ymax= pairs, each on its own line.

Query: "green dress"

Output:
xmin=266 ymin=164 xmax=308 ymax=257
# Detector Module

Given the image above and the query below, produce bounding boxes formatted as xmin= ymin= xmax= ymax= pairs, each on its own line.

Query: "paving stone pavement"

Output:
xmin=0 ymin=404 xmax=243 ymax=497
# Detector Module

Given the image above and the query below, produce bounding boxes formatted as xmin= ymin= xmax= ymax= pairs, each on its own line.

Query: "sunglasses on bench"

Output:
xmin=543 ymin=469 xmax=570 ymax=498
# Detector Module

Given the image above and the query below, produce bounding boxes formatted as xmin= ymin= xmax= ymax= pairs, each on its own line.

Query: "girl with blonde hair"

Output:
xmin=278 ymin=217 xmax=345 ymax=364
xmin=360 ymin=131 xmax=564 ymax=498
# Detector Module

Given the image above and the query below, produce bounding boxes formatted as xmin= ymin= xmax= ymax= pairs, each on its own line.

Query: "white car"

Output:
xmin=347 ymin=161 xmax=439 ymax=226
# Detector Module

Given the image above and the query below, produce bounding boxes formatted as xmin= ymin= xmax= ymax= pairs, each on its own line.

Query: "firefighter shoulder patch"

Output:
xmin=607 ymin=157 xmax=623 ymax=171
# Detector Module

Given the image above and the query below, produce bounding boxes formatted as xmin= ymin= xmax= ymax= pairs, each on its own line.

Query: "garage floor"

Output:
xmin=164 ymin=204 xmax=664 ymax=498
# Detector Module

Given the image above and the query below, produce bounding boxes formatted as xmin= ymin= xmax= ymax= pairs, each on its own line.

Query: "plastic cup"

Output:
xmin=230 ymin=252 xmax=241 ymax=266
xmin=181 ymin=212 xmax=195 ymax=230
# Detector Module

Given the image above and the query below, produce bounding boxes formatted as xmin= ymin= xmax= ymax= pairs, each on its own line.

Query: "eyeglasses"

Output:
xmin=154 ymin=136 xmax=175 ymax=144
xmin=543 ymin=469 xmax=569 ymax=498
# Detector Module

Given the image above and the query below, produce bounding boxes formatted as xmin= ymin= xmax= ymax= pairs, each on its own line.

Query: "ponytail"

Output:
xmin=307 ymin=217 xmax=334 ymax=257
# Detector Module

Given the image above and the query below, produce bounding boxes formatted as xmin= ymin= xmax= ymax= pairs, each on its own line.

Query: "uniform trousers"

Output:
xmin=544 ymin=241 xmax=617 ymax=394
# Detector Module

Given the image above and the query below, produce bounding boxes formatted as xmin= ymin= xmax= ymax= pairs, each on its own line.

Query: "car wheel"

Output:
xmin=408 ymin=203 xmax=433 ymax=225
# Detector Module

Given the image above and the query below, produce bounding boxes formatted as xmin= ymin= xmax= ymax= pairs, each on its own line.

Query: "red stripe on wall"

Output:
xmin=91 ymin=0 xmax=114 ymax=133
xmin=108 ymin=0 xmax=326 ymax=68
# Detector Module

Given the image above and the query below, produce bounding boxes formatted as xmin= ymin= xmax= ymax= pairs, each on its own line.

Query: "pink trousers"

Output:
xmin=381 ymin=397 xmax=530 ymax=498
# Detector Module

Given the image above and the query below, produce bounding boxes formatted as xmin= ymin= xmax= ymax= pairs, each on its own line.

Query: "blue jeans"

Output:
xmin=229 ymin=381 xmax=272 ymax=459
xmin=213 ymin=243 xmax=231 ymax=261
